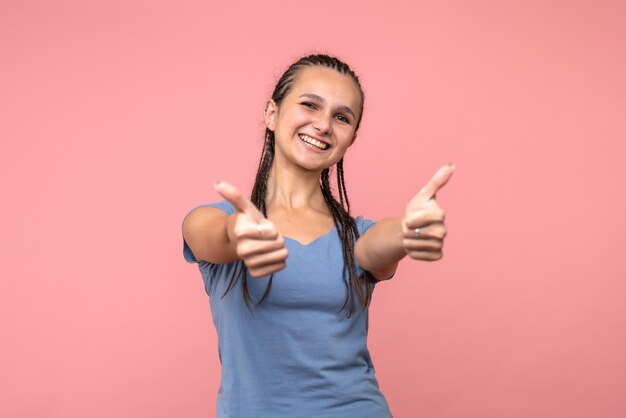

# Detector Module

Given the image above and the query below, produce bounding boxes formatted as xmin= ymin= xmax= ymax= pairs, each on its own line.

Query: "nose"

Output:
xmin=312 ymin=111 xmax=332 ymax=136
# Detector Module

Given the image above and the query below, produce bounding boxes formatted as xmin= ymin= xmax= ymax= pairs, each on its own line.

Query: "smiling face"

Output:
xmin=264 ymin=66 xmax=363 ymax=173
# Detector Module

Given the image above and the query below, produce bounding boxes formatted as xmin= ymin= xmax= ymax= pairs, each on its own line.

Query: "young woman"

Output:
xmin=182 ymin=54 xmax=454 ymax=418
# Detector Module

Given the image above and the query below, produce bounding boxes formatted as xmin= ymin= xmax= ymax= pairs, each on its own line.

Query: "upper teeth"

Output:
xmin=299 ymin=134 xmax=328 ymax=150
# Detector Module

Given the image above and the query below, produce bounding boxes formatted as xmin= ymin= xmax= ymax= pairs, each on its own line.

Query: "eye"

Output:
xmin=301 ymin=102 xmax=317 ymax=110
xmin=335 ymin=114 xmax=350 ymax=124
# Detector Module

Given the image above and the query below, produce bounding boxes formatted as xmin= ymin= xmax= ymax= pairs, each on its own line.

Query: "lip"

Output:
xmin=297 ymin=133 xmax=331 ymax=151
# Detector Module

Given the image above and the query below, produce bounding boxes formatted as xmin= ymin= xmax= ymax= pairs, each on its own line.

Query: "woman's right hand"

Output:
xmin=214 ymin=181 xmax=288 ymax=278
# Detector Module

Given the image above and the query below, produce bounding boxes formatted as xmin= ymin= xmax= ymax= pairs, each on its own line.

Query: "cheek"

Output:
xmin=336 ymin=127 xmax=356 ymax=147
xmin=288 ymin=106 xmax=308 ymax=121
xmin=276 ymin=110 xmax=307 ymax=133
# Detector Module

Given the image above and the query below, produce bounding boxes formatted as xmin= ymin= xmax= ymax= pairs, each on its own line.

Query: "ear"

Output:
xmin=264 ymin=99 xmax=278 ymax=131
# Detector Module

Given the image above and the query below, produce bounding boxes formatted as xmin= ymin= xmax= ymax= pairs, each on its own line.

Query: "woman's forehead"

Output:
xmin=289 ymin=66 xmax=362 ymax=109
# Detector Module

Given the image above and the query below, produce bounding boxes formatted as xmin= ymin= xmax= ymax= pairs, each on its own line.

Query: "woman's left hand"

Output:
xmin=401 ymin=163 xmax=455 ymax=261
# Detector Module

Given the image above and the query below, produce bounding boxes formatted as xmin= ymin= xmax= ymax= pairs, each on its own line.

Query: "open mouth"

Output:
xmin=298 ymin=133 xmax=329 ymax=151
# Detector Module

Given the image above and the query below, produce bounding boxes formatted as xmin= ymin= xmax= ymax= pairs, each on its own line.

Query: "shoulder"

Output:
xmin=354 ymin=215 xmax=377 ymax=236
xmin=185 ymin=200 xmax=236 ymax=217
xmin=182 ymin=200 xmax=236 ymax=239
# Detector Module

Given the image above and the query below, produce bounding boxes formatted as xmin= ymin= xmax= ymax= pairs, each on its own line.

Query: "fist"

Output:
xmin=401 ymin=164 xmax=455 ymax=261
xmin=214 ymin=181 xmax=288 ymax=277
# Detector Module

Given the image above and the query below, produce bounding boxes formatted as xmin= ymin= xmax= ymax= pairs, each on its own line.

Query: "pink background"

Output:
xmin=1 ymin=1 xmax=625 ymax=417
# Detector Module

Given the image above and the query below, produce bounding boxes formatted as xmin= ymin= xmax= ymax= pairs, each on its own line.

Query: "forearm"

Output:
xmin=355 ymin=217 xmax=406 ymax=280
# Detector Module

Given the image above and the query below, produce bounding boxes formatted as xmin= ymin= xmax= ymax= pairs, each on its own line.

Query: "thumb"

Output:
xmin=407 ymin=163 xmax=455 ymax=211
xmin=213 ymin=181 xmax=265 ymax=223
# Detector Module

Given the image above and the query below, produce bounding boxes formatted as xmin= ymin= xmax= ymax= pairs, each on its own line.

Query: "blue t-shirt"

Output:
xmin=182 ymin=200 xmax=393 ymax=418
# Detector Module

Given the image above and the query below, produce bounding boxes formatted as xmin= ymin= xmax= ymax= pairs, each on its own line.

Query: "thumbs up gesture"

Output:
xmin=214 ymin=181 xmax=288 ymax=277
xmin=401 ymin=164 xmax=455 ymax=261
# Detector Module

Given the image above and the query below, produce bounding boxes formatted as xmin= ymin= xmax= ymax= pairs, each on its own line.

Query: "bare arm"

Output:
xmin=354 ymin=218 xmax=406 ymax=281
xmin=182 ymin=206 xmax=239 ymax=264
xmin=183 ymin=182 xmax=288 ymax=277
xmin=355 ymin=163 xmax=456 ymax=282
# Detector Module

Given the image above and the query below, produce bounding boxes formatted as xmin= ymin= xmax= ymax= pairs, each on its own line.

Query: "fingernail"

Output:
xmin=214 ymin=181 xmax=223 ymax=188
xmin=448 ymin=162 xmax=456 ymax=170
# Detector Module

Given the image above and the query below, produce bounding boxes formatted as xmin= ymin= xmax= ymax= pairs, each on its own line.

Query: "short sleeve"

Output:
xmin=354 ymin=215 xmax=376 ymax=237
xmin=182 ymin=200 xmax=236 ymax=264
xmin=354 ymin=215 xmax=376 ymax=279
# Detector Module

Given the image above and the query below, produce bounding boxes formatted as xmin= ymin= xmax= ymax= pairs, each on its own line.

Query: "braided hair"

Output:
xmin=220 ymin=54 xmax=374 ymax=318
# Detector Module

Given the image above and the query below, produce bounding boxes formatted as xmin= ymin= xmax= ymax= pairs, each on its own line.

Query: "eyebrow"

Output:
xmin=299 ymin=93 xmax=356 ymax=119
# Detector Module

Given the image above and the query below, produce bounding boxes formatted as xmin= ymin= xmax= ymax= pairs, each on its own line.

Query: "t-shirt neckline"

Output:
xmin=283 ymin=226 xmax=336 ymax=247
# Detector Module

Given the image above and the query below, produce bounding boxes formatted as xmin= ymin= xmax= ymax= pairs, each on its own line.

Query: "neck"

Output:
xmin=265 ymin=157 xmax=327 ymax=213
